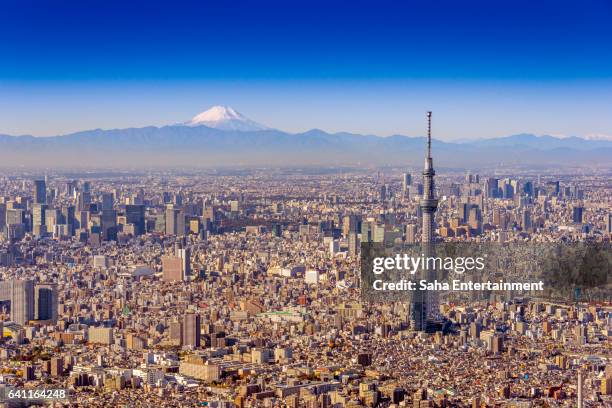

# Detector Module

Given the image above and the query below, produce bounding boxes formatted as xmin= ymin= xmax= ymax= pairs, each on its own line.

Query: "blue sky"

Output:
xmin=1 ymin=0 xmax=611 ymax=139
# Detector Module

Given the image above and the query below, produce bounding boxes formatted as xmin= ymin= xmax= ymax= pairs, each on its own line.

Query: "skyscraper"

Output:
xmin=572 ymin=206 xmax=584 ymax=224
xmin=101 ymin=193 xmax=114 ymax=211
xmin=32 ymin=203 xmax=47 ymax=237
xmin=125 ymin=204 xmax=145 ymax=235
xmin=34 ymin=284 xmax=58 ymax=322
xmin=166 ymin=205 xmax=179 ymax=235
xmin=401 ymin=173 xmax=411 ymax=197
xmin=182 ymin=313 xmax=201 ymax=347
xmin=414 ymin=111 xmax=438 ymax=331
xmin=34 ymin=179 xmax=46 ymax=204
xmin=0 ymin=280 xmax=35 ymax=325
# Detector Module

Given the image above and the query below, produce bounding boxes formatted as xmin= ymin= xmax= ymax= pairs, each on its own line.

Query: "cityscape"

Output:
xmin=0 ymin=109 xmax=610 ymax=407
xmin=1 ymin=1 xmax=612 ymax=406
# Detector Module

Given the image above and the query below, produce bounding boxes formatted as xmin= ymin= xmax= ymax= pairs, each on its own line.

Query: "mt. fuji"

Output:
xmin=185 ymin=106 xmax=270 ymax=131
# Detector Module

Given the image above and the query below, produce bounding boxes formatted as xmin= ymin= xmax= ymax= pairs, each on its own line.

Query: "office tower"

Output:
xmin=34 ymin=284 xmax=58 ymax=322
xmin=607 ymin=213 xmax=612 ymax=234
xmin=177 ymin=246 xmax=191 ymax=278
xmin=485 ymin=178 xmax=499 ymax=198
xmin=0 ymin=203 xmax=5 ymax=232
xmin=77 ymin=191 xmax=92 ymax=211
xmin=510 ymin=179 xmax=519 ymax=197
xmin=501 ymin=180 xmax=514 ymax=199
xmin=101 ymin=209 xmax=117 ymax=241
xmin=468 ymin=206 xmax=482 ymax=234
xmin=101 ymin=193 xmax=114 ymax=211
xmin=348 ymin=233 xmax=359 ymax=257
xmin=50 ymin=357 xmax=64 ymax=377
xmin=379 ymin=185 xmax=387 ymax=202
xmin=0 ymin=280 xmax=35 ymax=325
xmin=176 ymin=209 xmax=186 ymax=236
xmin=458 ymin=202 xmax=470 ymax=223
xmin=34 ymin=179 xmax=46 ymax=204
xmin=572 ymin=206 xmax=584 ymax=224
xmin=125 ymin=204 xmax=145 ymax=235
xmin=65 ymin=181 xmax=77 ymax=196
xmin=5 ymin=208 xmax=25 ymax=226
xmin=182 ymin=313 xmax=201 ymax=347
xmin=162 ymin=255 xmax=183 ymax=282
xmin=523 ymin=181 xmax=534 ymax=197
xmin=405 ymin=224 xmax=417 ymax=244
xmin=169 ymin=321 xmax=183 ymax=345
xmin=521 ymin=210 xmax=532 ymax=231
xmin=5 ymin=208 xmax=26 ymax=241
xmin=401 ymin=173 xmax=411 ymax=197
xmin=32 ymin=203 xmax=47 ymax=237
xmin=165 ymin=205 xmax=179 ymax=235
xmin=372 ymin=224 xmax=385 ymax=243
xmin=162 ymin=246 xmax=190 ymax=282
xmin=60 ymin=206 xmax=75 ymax=235
xmin=82 ymin=181 xmax=91 ymax=193
xmin=414 ymin=111 xmax=438 ymax=331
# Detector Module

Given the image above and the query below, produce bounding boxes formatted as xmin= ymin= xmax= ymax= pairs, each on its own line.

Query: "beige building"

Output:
xmin=88 ymin=327 xmax=114 ymax=345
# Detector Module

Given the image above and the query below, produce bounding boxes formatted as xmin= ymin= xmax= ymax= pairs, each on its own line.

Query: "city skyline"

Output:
xmin=0 ymin=1 xmax=610 ymax=406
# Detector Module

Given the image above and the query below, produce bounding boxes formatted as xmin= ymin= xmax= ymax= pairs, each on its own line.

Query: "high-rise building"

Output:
xmin=50 ymin=357 xmax=64 ymax=377
xmin=162 ymin=246 xmax=190 ymax=282
xmin=101 ymin=209 xmax=117 ymax=241
xmin=521 ymin=209 xmax=532 ymax=231
xmin=60 ymin=206 xmax=75 ymax=236
xmin=401 ymin=173 xmax=411 ymax=197
xmin=125 ymin=204 xmax=145 ymax=236
xmin=34 ymin=179 xmax=46 ymax=204
xmin=348 ymin=233 xmax=359 ymax=257
xmin=165 ymin=205 xmax=179 ymax=235
xmin=77 ymin=191 xmax=92 ymax=211
xmin=5 ymin=208 xmax=25 ymax=227
xmin=379 ymin=185 xmax=387 ymax=202
xmin=485 ymin=177 xmax=499 ymax=198
xmin=177 ymin=246 xmax=191 ymax=278
xmin=101 ymin=193 xmax=114 ymax=211
xmin=0 ymin=280 xmax=35 ymax=325
xmin=34 ymin=284 xmax=58 ymax=322
xmin=32 ymin=203 xmax=47 ymax=237
xmin=182 ymin=313 xmax=201 ymax=347
xmin=572 ymin=206 xmax=584 ymax=224
xmin=0 ymin=203 xmax=6 ymax=232
xmin=169 ymin=320 xmax=183 ymax=345
xmin=405 ymin=224 xmax=417 ymax=244
xmin=162 ymin=256 xmax=183 ymax=282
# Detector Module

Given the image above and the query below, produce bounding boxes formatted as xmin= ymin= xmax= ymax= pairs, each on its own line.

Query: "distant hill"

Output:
xmin=0 ymin=108 xmax=610 ymax=169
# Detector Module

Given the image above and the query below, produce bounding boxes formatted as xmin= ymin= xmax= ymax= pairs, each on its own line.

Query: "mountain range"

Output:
xmin=0 ymin=106 xmax=610 ymax=169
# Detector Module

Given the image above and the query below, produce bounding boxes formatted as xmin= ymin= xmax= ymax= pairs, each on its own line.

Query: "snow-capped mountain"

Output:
xmin=185 ymin=105 xmax=269 ymax=131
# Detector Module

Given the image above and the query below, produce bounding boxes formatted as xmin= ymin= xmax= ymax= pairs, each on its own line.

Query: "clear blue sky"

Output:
xmin=1 ymin=0 xmax=611 ymax=139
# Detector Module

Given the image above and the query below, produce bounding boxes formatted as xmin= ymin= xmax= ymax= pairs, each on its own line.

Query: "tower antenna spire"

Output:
xmin=427 ymin=111 xmax=432 ymax=159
